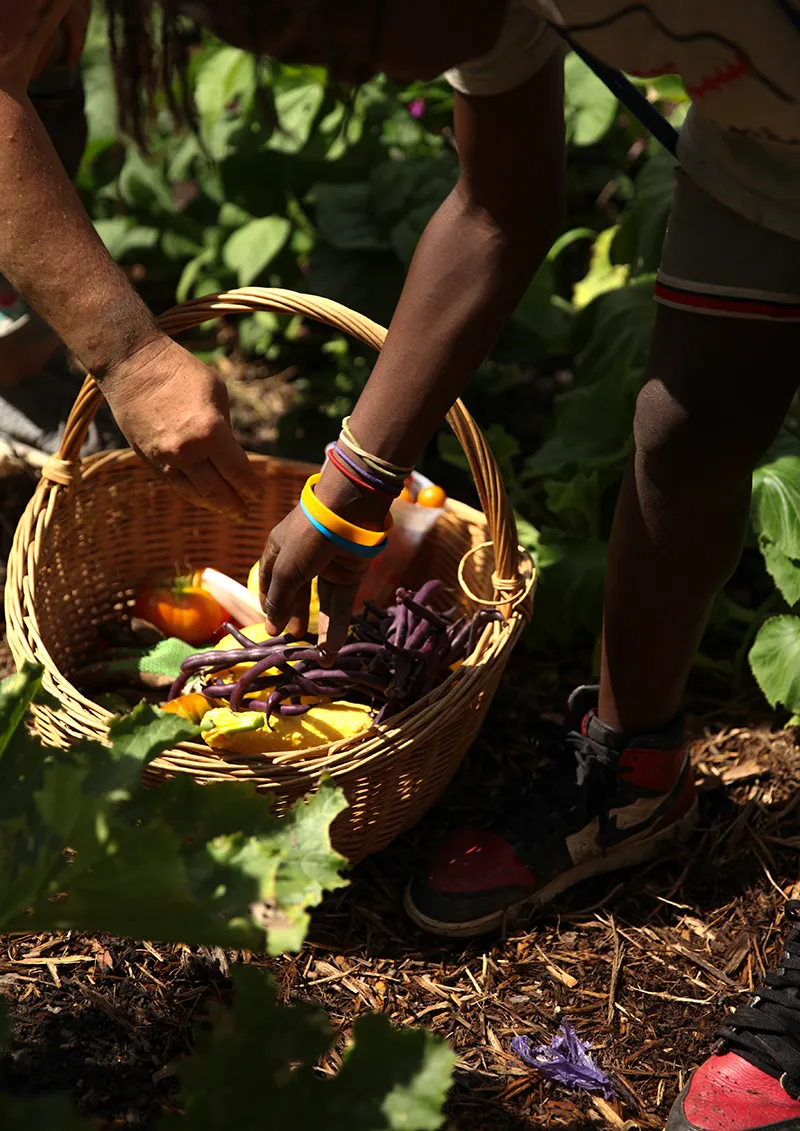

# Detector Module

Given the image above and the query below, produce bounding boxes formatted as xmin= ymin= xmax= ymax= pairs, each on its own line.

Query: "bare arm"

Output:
xmin=261 ymin=54 xmax=566 ymax=652
xmin=0 ymin=1 xmax=260 ymax=514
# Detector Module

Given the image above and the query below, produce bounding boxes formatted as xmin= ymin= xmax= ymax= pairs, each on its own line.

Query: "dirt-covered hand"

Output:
xmin=102 ymin=335 xmax=262 ymax=519
xmin=259 ymin=508 xmax=372 ymax=664
xmin=260 ymin=476 xmax=390 ymax=663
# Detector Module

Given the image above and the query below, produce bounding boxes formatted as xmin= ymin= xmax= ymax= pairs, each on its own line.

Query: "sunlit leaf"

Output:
xmin=223 ymin=216 xmax=292 ymax=286
xmin=749 ymin=615 xmax=800 ymax=712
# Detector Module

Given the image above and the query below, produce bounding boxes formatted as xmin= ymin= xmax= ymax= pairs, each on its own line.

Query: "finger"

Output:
xmin=211 ymin=435 xmax=263 ymax=508
xmin=317 ymin=578 xmax=361 ymax=667
xmin=162 ymin=469 xmax=219 ymax=514
xmin=263 ymin=565 xmax=303 ymax=639
xmin=185 ymin=460 xmax=248 ymax=520
xmin=286 ymin=581 xmax=312 ymax=640
xmin=259 ymin=539 xmax=282 ymax=632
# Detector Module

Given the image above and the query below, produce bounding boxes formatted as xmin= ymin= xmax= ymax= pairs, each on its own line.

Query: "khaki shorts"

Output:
xmin=655 ymin=171 xmax=800 ymax=322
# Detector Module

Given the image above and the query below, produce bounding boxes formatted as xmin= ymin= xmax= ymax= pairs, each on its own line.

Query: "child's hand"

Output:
xmin=260 ymin=469 xmax=390 ymax=663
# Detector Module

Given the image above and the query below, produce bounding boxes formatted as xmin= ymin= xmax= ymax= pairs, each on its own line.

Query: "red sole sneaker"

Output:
xmin=667 ymin=1052 xmax=800 ymax=1131
xmin=404 ymin=797 xmax=699 ymax=937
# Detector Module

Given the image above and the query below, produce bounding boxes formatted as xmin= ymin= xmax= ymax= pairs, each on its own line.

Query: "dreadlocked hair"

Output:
xmin=106 ymin=0 xmax=195 ymax=142
xmin=105 ymin=1 xmax=330 ymax=144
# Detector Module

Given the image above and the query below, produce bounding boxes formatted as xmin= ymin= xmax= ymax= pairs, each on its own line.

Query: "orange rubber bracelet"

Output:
xmin=300 ymin=473 xmax=392 ymax=547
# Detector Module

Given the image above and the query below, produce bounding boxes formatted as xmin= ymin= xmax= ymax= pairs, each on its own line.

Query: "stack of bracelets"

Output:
xmin=298 ymin=417 xmax=414 ymax=559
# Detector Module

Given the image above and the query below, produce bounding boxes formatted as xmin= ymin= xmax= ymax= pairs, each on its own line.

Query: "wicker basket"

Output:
xmin=5 ymin=289 xmax=534 ymax=862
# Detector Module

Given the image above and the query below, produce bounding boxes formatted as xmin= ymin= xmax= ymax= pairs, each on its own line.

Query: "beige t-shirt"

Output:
xmin=446 ymin=1 xmax=800 ymax=240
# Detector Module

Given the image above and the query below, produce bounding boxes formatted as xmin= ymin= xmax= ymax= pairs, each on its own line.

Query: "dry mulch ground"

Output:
xmin=0 ymin=454 xmax=798 ymax=1129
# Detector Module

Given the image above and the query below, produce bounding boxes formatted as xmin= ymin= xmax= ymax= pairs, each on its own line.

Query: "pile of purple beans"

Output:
xmin=168 ymin=580 xmax=502 ymax=726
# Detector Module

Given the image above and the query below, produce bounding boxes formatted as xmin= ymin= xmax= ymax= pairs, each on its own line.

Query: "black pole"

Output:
xmin=553 ymin=27 xmax=680 ymax=158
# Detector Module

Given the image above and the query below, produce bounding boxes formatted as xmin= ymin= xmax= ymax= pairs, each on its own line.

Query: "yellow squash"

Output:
xmin=201 ymin=702 xmax=373 ymax=755
xmin=247 ymin=562 xmax=320 ymax=634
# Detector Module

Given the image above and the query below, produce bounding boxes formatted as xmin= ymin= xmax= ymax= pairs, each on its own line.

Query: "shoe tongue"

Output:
xmin=583 ymin=711 xmax=625 ymax=753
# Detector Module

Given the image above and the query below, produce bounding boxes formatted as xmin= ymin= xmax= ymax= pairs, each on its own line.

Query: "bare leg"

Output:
xmin=599 ymin=305 xmax=800 ymax=734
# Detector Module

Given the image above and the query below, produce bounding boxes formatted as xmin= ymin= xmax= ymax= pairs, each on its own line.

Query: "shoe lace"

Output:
xmin=500 ymin=722 xmax=620 ymax=848
xmin=717 ymin=901 xmax=800 ymax=1098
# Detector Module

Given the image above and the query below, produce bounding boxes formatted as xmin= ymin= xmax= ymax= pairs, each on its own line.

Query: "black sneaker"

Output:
xmin=404 ymin=686 xmax=698 ymax=937
xmin=667 ymin=901 xmax=800 ymax=1131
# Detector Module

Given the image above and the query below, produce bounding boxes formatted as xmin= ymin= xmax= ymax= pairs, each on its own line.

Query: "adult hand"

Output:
xmin=259 ymin=470 xmax=390 ymax=663
xmin=102 ymin=335 xmax=262 ymax=519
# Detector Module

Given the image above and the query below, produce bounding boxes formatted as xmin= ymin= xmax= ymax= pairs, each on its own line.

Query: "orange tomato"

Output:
xmin=135 ymin=575 xmax=230 ymax=645
xmin=416 ymin=484 xmax=447 ymax=508
xmin=398 ymin=486 xmax=414 ymax=504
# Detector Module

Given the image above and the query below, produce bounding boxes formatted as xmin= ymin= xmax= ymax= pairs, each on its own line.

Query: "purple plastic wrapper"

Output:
xmin=511 ymin=1023 xmax=615 ymax=1100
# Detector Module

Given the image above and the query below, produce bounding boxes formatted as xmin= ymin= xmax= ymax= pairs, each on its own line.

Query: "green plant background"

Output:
xmin=79 ymin=20 xmax=800 ymax=713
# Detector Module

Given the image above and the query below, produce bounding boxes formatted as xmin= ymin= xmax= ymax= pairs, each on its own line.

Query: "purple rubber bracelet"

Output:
xmin=333 ymin=443 xmax=400 ymax=497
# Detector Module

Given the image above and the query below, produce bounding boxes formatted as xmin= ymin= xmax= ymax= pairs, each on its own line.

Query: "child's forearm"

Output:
xmin=0 ymin=87 xmax=165 ymax=378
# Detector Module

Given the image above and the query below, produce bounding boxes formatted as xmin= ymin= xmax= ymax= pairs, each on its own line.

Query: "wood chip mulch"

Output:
xmin=1 ymin=448 xmax=798 ymax=1129
xmin=0 ymin=666 xmax=795 ymax=1129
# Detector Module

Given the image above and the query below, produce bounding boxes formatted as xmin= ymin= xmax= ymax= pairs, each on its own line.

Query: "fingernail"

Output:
xmin=264 ymin=620 xmax=279 ymax=636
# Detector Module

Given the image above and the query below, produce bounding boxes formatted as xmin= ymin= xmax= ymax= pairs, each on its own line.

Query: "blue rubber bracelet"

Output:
xmin=300 ymin=499 xmax=388 ymax=559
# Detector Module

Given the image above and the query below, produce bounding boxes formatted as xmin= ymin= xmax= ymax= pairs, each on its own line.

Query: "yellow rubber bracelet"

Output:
xmin=301 ymin=473 xmax=393 ymax=547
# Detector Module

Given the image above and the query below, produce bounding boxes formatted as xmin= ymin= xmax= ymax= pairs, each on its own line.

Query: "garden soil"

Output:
xmin=1 ymin=425 xmax=798 ymax=1130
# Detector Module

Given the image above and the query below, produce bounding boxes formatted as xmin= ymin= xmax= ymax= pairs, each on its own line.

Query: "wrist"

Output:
xmin=79 ymin=300 xmax=164 ymax=385
xmin=315 ymin=461 xmax=392 ymax=532
xmin=96 ymin=331 xmax=178 ymax=399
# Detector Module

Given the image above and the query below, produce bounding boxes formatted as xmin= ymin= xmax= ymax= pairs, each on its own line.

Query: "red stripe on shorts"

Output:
xmin=654 ymin=280 xmax=800 ymax=320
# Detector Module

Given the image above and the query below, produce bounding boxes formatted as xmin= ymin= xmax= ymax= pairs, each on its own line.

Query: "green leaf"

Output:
xmin=611 ymin=148 xmax=677 ymax=275
xmin=573 ymin=277 xmax=657 ymax=384
xmin=270 ymin=81 xmax=326 ymax=154
xmin=0 ymin=674 xmax=349 ymax=950
xmin=759 ymin=538 xmax=800 ymax=608
xmin=117 ymin=149 xmax=175 ymax=215
xmin=749 ymin=615 xmax=800 ymax=712
xmin=26 ymin=774 xmax=348 ymax=953
xmin=93 ymin=218 xmax=159 ymax=259
xmin=527 ymin=531 xmax=608 ymax=647
xmin=223 ymin=216 xmax=291 ymax=286
xmin=573 ymin=227 xmax=629 ymax=309
xmin=162 ymin=965 xmax=454 ymax=1131
xmin=752 ymin=448 xmax=800 ymax=560
xmin=0 ymin=665 xmax=41 ymax=758
xmin=0 ymin=1094 xmax=91 ymax=1129
xmin=315 ymin=182 xmax=390 ymax=251
xmin=195 ymin=46 xmax=257 ymax=123
xmin=524 ymin=364 xmax=637 ymax=479
xmin=564 ymin=53 xmax=618 ymax=146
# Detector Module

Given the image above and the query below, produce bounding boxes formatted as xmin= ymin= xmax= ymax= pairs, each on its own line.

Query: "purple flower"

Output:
xmin=408 ymin=98 xmax=426 ymax=120
xmin=511 ymin=1023 xmax=615 ymax=1100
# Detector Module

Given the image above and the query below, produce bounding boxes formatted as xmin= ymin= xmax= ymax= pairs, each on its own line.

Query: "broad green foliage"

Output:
xmin=0 ymin=670 xmax=454 ymax=1127
xmin=0 ymin=667 xmax=347 ymax=951
xmin=750 ymin=616 xmax=800 ymax=713
xmin=564 ymin=54 xmax=618 ymax=147
xmin=78 ymin=24 xmax=800 ymax=703
xmin=161 ymin=967 xmax=456 ymax=1131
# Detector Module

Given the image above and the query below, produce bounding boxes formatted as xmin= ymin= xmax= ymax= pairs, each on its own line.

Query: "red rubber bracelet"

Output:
xmin=327 ymin=447 xmax=396 ymax=498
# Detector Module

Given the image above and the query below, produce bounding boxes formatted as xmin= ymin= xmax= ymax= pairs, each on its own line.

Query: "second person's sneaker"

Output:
xmin=404 ymin=685 xmax=698 ymax=937
xmin=667 ymin=900 xmax=800 ymax=1131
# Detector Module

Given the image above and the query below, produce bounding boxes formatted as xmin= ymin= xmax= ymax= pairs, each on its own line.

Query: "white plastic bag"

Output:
xmin=324 ymin=444 xmax=445 ymax=607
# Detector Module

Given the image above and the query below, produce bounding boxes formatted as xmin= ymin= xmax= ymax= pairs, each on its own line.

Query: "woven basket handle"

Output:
xmin=50 ymin=287 xmax=522 ymax=597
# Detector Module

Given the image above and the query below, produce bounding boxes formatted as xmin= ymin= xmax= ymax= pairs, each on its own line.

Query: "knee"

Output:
xmin=633 ymin=378 xmax=767 ymax=499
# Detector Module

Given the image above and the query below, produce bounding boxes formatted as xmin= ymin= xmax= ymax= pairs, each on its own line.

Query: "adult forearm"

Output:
xmin=346 ymin=182 xmax=558 ymax=468
xmin=0 ymin=89 xmax=162 ymax=377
